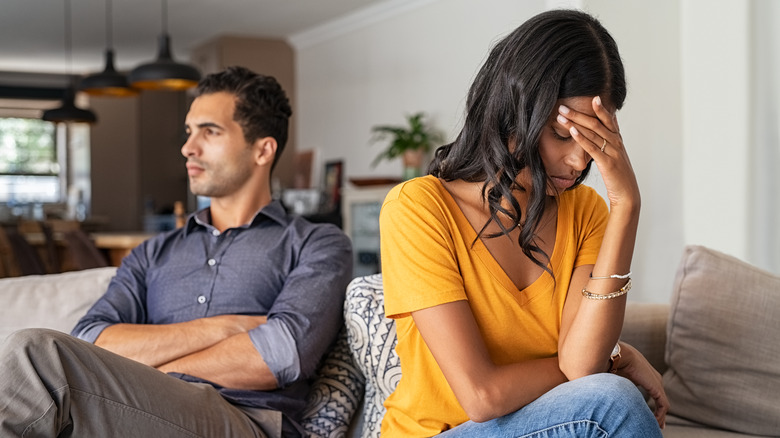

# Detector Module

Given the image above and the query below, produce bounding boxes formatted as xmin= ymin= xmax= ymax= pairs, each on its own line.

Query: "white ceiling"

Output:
xmin=0 ymin=0 xmax=388 ymax=75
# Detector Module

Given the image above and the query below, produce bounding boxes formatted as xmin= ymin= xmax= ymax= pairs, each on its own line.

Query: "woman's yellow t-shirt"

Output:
xmin=379 ymin=175 xmax=608 ymax=437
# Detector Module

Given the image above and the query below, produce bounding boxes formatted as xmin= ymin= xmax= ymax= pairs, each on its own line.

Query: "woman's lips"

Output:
xmin=550 ymin=176 xmax=576 ymax=189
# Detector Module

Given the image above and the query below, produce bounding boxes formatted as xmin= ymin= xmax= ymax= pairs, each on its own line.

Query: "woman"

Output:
xmin=379 ymin=9 xmax=668 ymax=437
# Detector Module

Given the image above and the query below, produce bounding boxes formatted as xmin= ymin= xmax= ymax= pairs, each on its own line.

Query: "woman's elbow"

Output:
xmin=558 ymin=355 xmax=604 ymax=380
xmin=467 ymin=409 xmax=498 ymax=424
xmin=457 ymin=384 xmax=505 ymax=423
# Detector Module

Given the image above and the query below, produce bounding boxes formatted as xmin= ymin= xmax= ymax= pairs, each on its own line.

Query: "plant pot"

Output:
xmin=402 ymin=149 xmax=425 ymax=180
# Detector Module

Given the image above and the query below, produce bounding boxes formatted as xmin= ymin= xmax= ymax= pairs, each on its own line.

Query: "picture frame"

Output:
xmin=322 ymin=160 xmax=343 ymax=213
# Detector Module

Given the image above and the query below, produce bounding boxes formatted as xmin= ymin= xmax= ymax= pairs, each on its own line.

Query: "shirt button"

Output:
xmin=197 ymin=295 xmax=206 ymax=304
xmin=212 ymin=229 xmax=220 ymax=236
xmin=207 ymin=258 xmax=216 ymax=266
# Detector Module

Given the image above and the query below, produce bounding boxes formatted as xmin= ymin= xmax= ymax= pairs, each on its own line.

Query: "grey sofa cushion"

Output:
xmin=663 ymin=415 xmax=761 ymax=438
xmin=0 ymin=267 xmax=117 ymax=342
xmin=663 ymin=245 xmax=780 ymax=435
xmin=621 ymin=302 xmax=669 ymax=375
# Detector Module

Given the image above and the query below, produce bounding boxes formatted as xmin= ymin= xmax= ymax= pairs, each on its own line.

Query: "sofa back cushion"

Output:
xmin=621 ymin=302 xmax=669 ymax=375
xmin=664 ymin=245 xmax=780 ymax=435
xmin=0 ymin=267 xmax=117 ymax=342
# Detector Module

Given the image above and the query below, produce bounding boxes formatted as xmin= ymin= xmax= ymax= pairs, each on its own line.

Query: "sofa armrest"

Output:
xmin=621 ymin=302 xmax=669 ymax=375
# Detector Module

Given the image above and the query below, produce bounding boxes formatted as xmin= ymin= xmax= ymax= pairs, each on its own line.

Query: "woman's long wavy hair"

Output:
xmin=429 ymin=9 xmax=626 ymax=272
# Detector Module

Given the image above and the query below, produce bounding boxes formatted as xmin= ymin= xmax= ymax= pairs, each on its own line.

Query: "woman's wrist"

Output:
xmin=608 ymin=198 xmax=640 ymax=221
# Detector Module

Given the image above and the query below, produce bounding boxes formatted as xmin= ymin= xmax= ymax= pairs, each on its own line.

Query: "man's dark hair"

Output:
xmin=429 ymin=9 xmax=627 ymax=273
xmin=196 ymin=66 xmax=293 ymax=169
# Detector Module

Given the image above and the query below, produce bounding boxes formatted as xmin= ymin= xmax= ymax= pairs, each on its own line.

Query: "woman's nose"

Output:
xmin=566 ymin=146 xmax=590 ymax=171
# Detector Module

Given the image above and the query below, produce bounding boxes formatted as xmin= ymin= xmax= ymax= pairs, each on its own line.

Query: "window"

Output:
xmin=0 ymin=98 xmax=91 ymax=223
xmin=0 ymin=116 xmax=60 ymax=203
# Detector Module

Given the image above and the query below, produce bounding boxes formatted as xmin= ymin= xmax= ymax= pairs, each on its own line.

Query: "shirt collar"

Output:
xmin=184 ymin=199 xmax=289 ymax=236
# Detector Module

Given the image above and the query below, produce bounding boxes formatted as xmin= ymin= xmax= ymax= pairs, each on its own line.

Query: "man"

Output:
xmin=0 ymin=66 xmax=353 ymax=437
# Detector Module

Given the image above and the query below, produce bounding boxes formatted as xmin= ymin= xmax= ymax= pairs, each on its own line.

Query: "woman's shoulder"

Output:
xmin=381 ymin=175 xmax=461 ymax=231
xmin=384 ymin=175 xmax=447 ymax=205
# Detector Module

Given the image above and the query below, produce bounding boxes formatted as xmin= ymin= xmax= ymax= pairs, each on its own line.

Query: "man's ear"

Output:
xmin=254 ymin=137 xmax=278 ymax=167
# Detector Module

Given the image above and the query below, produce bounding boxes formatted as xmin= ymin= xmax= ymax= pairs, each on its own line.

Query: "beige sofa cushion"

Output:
xmin=663 ymin=245 xmax=780 ymax=435
xmin=621 ymin=302 xmax=669 ymax=375
xmin=0 ymin=267 xmax=116 ymax=342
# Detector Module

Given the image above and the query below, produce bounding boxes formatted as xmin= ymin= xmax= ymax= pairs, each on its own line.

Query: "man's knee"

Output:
xmin=2 ymin=328 xmax=75 ymax=358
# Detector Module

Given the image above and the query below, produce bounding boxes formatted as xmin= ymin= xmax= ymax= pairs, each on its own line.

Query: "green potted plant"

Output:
xmin=370 ymin=112 xmax=443 ymax=180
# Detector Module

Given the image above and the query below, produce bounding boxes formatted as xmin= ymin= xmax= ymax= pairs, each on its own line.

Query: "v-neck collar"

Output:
xmin=432 ymin=177 xmax=568 ymax=302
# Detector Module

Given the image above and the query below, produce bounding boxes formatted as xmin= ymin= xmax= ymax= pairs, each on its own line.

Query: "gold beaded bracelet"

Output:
xmin=581 ymin=278 xmax=632 ymax=300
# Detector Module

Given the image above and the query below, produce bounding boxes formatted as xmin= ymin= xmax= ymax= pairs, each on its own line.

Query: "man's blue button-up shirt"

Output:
xmin=73 ymin=200 xmax=353 ymax=432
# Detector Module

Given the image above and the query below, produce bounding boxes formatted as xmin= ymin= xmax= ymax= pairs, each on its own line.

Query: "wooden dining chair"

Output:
xmin=1 ymin=226 xmax=47 ymax=276
xmin=37 ymin=221 xmax=62 ymax=274
xmin=0 ymin=227 xmax=18 ymax=277
xmin=62 ymin=229 xmax=109 ymax=270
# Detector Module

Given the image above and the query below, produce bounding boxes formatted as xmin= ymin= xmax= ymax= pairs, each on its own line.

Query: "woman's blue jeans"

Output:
xmin=438 ymin=373 xmax=662 ymax=437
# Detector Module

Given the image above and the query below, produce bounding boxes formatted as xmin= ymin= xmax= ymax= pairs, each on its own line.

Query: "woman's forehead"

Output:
xmin=557 ymin=96 xmax=598 ymax=117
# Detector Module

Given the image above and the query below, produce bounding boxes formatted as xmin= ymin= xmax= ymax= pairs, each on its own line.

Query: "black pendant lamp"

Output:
xmin=42 ymin=85 xmax=98 ymax=123
xmin=43 ymin=0 xmax=97 ymax=124
xmin=128 ymin=0 xmax=201 ymax=91
xmin=80 ymin=0 xmax=137 ymax=97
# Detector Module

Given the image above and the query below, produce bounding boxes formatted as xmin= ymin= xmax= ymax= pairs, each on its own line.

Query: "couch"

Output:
xmin=2 ymin=245 xmax=778 ymax=437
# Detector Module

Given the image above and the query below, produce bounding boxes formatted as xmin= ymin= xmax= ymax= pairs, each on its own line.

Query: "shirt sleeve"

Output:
xmin=248 ymin=223 xmax=353 ymax=387
xmin=70 ymin=241 xmax=152 ymax=342
xmin=380 ymin=179 xmax=467 ymax=319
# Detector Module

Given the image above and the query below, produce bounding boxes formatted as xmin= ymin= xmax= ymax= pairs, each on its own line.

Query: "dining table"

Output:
xmin=21 ymin=229 xmax=157 ymax=270
xmin=90 ymin=232 xmax=157 ymax=267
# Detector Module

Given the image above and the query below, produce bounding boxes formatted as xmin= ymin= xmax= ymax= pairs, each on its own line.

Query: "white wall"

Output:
xmin=680 ymin=0 xmax=780 ymax=274
xmin=292 ymin=0 xmax=778 ymax=303
xmin=584 ymin=0 xmax=684 ymax=303
xmin=293 ymin=0 xmax=546 ymax=180
xmin=682 ymin=1 xmax=751 ymax=261
xmin=751 ymin=0 xmax=780 ymax=273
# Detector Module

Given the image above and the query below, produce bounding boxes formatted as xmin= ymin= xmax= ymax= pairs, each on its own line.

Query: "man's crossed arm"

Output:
xmin=95 ymin=315 xmax=278 ymax=390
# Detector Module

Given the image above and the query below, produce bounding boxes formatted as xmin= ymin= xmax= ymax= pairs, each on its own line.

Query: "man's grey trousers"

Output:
xmin=0 ymin=329 xmax=281 ymax=437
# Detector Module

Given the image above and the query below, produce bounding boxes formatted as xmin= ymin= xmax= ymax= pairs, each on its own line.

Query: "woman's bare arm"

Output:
xmin=557 ymin=96 xmax=640 ymax=378
xmin=413 ymin=300 xmax=567 ymax=422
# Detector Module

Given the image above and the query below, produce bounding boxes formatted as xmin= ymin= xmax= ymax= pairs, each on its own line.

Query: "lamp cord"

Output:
xmin=65 ymin=0 xmax=71 ymax=75
xmin=106 ymin=0 xmax=113 ymax=50
xmin=162 ymin=0 xmax=168 ymax=34
xmin=63 ymin=0 xmax=77 ymax=89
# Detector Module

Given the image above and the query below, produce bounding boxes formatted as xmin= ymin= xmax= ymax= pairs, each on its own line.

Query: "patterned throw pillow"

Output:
xmin=344 ymin=274 xmax=401 ymax=438
xmin=300 ymin=326 xmax=365 ymax=437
